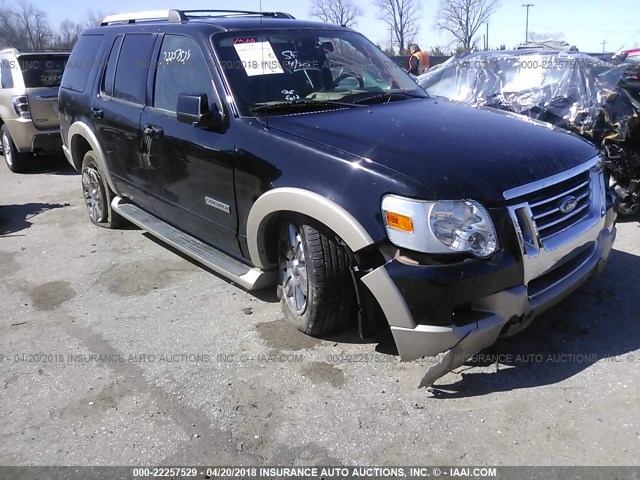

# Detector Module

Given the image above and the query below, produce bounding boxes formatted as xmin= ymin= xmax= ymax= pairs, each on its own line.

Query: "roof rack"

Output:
xmin=100 ymin=9 xmax=294 ymax=26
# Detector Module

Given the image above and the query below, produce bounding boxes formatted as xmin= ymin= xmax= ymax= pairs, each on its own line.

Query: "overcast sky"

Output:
xmin=26 ymin=0 xmax=640 ymax=54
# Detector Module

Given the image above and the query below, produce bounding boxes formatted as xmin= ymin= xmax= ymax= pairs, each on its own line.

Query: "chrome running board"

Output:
xmin=111 ymin=197 xmax=276 ymax=290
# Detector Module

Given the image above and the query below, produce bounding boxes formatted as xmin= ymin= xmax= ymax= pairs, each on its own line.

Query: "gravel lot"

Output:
xmin=1 ymin=156 xmax=639 ymax=467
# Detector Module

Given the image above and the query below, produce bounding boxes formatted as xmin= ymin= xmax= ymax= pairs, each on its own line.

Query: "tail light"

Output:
xmin=12 ymin=95 xmax=30 ymax=119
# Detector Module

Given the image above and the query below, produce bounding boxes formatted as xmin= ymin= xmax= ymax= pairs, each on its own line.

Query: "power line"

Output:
xmin=615 ymin=29 xmax=640 ymax=52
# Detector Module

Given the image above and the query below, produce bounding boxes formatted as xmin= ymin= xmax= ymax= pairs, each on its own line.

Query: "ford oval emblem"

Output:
xmin=559 ymin=195 xmax=578 ymax=214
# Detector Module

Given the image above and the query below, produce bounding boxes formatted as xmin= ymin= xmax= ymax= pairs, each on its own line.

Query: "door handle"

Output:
xmin=142 ymin=124 xmax=163 ymax=139
xmin=90 ymin=107 xmax=103 ymax=119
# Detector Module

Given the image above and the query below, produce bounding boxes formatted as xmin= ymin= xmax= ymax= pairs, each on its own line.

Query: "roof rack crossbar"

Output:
xmin=101 ymin=9 xmax=294 ymax=25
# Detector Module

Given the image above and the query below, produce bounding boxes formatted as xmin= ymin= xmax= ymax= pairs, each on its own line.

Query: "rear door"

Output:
xmin=20 ymin=54 xmax=68 ymax=130
xmin=92 ymin=33 xmax=157 ymax=200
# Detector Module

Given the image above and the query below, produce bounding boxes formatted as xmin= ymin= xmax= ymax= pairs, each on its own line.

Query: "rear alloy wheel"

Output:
xmin=81 ymin=151 xmax=125 ymax=229
xmin=277 ymin=221 xmax=355 ymax=336
xmin=1 ymin=126 xmax=29 ymax=173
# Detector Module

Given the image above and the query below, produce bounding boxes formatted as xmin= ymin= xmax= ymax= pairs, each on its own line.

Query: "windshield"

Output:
xmin=212 ymin=29 xmax=426 ymax=115
xmin=20 ymin=55 xmax=68 ymax=88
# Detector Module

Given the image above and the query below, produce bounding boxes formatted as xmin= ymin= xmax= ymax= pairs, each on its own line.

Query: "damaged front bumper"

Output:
xmin=362 ymin=161 xmax=617 ymax=387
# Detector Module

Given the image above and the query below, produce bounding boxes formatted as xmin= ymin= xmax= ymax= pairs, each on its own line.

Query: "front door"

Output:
xmin=140 ymin=34 xmax=240 ymax=257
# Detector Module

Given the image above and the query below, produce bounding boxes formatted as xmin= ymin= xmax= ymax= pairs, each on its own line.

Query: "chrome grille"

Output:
xmin=504 ymin=156 xmax=607 ymax=293
xmin=523 ymin=170 xmax=592 ymax=241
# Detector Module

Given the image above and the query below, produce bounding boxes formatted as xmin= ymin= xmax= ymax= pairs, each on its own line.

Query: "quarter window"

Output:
xmin=102 ymin=36 xmax=123 ymax=97
xmin=61 ymin=35 xmax=103 ymax=93
xmin=154 ymin=35 xmax=213 ymax=112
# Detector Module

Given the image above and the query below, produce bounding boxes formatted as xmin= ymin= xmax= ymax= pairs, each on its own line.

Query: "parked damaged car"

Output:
xmin=61 ymin=11 xmax=617 ymax=388
xmin=613 ymin=48 xmax=640 ymax=102
xmin=417 ymin=50 xmax=640 ymax=217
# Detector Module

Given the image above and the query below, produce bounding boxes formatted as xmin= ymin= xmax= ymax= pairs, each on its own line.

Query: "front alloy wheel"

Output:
xmin=277 ymin=221 xmax=355 ymax=336
xmin=279 ymin=224 xmax=309 ymax=315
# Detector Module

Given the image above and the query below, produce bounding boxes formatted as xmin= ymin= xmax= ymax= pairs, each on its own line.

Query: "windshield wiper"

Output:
xmin=251 ymin=99 xmax=360 ymax=114
xmin=350 ymin=91 xmax=427 ymax=105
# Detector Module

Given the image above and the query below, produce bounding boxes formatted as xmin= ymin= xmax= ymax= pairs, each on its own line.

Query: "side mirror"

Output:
xmin=176 ymin=94 xmax=223 ymax=130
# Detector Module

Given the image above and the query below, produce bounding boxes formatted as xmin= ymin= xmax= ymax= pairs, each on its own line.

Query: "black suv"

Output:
xmin=59 ymin=9 xmax=617 ymax=386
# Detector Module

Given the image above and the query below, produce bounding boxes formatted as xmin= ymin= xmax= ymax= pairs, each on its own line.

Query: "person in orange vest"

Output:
xmin=407 ymin=44 xmax=429 ymax=76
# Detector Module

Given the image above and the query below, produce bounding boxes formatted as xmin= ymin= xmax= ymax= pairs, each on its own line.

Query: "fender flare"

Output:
xmin=67 ymin=121 xmax=120 ymax=195
xmin=246 ymin=187 xmax=375 ymax=269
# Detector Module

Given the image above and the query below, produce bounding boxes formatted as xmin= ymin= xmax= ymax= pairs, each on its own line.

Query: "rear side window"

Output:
xmin=113 ymin=34 xmax=156 ymax=104
xmin=62 ymin=35 xmax=104 ymax=92
xmin=20 ymin=55 xmax=68 ymax=88
xmin=153 ymin=35 xmax=214 ymax=112
xmin=0 ymin=59 xmax=13 ymax=89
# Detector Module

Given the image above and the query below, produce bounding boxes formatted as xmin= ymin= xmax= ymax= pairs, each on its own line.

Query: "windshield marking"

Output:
xmin=281 ymin=89 xmax=300 ymax=101
xmin=163 ymin=48 xmax=192 ymax=64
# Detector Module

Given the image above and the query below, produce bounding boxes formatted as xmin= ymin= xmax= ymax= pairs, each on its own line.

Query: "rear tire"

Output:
xmin=277 ymin=220 xmax=355 ymax=336
xmin=81 ymin=150 xmax=126 ymax=229
xmin=1 ymin=126 xmax=29 ymax=173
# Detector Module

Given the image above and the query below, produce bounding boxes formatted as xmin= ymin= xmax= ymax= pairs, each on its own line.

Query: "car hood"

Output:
xmin=266 ymin=98 xmax=599 ymax=203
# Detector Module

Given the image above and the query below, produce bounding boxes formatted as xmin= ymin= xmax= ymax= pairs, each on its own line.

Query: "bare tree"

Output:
xmin=309 ymin=0 xmax=363 ymax=28
xmin=52 ymin=19 xmax=83 ymax=49
xmin=21 ymin=3 xmax=52 ymax=49
xmin=0 ymin=6 xmax=23 ymax=48
xmin=0 ymin=1 xmax=52 ymax=50
xmin=374 ymin=0 xmax=421 ymax=54
xmin=0 ymin=2 xmax=109 ymax=50
xmin=85 ymin=9 xmax=108 ymax=28
xmin=436 ymin=0 xmax=499 ymax=53
xmin=528 ymin=31 xmax=564 ymax=43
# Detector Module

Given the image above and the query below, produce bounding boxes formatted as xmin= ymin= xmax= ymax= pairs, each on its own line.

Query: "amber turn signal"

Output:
xmin=384 ymin=211 xmax=414 ymax=232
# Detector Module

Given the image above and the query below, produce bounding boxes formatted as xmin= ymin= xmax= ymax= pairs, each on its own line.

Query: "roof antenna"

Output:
xmin=260 ymin=0 xmax=269 ymax=130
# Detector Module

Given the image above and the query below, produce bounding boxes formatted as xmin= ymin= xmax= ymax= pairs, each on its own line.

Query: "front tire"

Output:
xmin=1 ymin=126 xmax=29 ymax=173
xmin=81 ymin=151 xmax=125 ymax=229
xmin=277 ymin=221 xmax=355 ymax=336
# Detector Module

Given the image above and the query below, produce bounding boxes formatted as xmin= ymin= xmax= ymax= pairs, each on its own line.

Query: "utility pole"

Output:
xmin=486 ymin=22 xmax=489 ymax=50
xmin=601 ymin=40 xmax=607 ymax=53
xmin=522 ymin=4 xmax=534 ymax=43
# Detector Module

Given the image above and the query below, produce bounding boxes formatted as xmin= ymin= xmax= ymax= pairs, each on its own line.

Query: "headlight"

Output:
xmin=381 ymin=195 xmax=499 ymax=258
